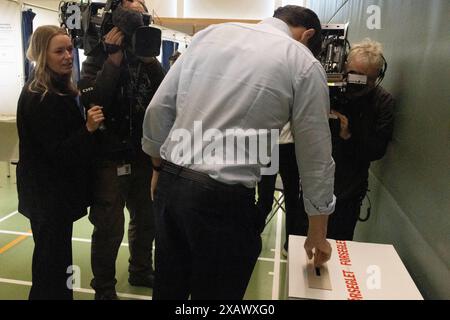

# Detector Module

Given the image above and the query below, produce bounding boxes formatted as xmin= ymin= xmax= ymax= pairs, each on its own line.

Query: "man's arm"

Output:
xmin=291 ymin=62 xmax=336 ymax=267
xmin=142 ymin=54 xmax=185 ymax=200
xmin=79 ymin=28 xmax=124 ymax=109
xmin=291 ymin=63 xmax=336 ymax=217
xmin=142 ymin=53 xmax=185 ymax=159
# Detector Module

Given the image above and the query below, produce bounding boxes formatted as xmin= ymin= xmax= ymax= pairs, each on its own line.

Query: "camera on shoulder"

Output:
xmin=59 ymin=0 xmax=161 ymax=58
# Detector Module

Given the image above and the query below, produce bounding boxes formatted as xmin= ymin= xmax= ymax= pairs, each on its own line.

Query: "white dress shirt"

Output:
xmin=143 ymin=17 xmax=336 ymax=215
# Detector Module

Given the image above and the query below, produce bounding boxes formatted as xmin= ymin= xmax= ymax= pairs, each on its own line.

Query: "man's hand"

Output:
xmin=122 ymin=0 xmax=146 ymax=13
xmin=304 ymin=215 xmax=332 ymax=267
xmin=104 ymin=27 xmax=124 ymax=67
xmin=150 ymin=158 xmax=163 ymax=201
xmin=151 ymin=171 xmax=159 ymax=201
xmin=331 ymin=110 xmax=352 ymax=140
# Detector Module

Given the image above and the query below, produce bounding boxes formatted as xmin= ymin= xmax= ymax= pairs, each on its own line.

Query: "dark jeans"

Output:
xmin=89 ymin=155 xmax=155 ymax=293
xmin=153 ymin=169 xmax=262 ymax=300
xmin=297 ymin=194 xmax=362 ymax=241
xmin=257 ymin=143 xmax=303 ymax=248
xmin=29 ymin=217 xmax=73 ymax=300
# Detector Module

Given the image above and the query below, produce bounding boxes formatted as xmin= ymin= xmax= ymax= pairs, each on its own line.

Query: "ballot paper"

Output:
xmin=287 ymin=235 xmax=423 ymax=300
xmin=306 ymin=260 xmax=332 ymax=291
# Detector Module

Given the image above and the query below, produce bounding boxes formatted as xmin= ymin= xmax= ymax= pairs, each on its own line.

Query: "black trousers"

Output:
xmin=89 ymin=155 xmax=155 ymax=293
xmin=297 ymin=194 xmax=362 ymax=241
xmin=257 ymin=143 xmax=303 ymax=248
xmin=29 ymin=217 xmax=73 ymax=300
xmin=153 ymin=169 xmax=262 ymax=300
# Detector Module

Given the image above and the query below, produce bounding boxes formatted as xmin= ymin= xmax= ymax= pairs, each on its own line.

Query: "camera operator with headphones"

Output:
xmin=297 ymin=38 xmax=395 ymax=241
xmin=79 ymin=0 xmax=165 ymax=300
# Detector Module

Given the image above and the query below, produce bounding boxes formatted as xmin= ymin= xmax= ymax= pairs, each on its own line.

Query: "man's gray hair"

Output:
xmin=347 ymin=38 xmax=385 ymax=71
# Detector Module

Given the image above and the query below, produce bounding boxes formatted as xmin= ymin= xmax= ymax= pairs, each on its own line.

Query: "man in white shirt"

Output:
xmin=142 ymin=5 xmax=336 ymax=299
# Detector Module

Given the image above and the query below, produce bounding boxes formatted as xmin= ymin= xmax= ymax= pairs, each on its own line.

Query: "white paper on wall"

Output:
xmin=0 ymin=0 xmax=23 ymax=117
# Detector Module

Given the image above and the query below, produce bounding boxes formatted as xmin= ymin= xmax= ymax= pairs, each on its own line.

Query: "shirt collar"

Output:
xmin=259 ymin=17 xmax=293 ymax=38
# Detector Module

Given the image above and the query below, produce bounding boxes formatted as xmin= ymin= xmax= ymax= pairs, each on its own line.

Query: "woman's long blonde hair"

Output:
xmin=26 ymin=25 xmax=78 ymax=98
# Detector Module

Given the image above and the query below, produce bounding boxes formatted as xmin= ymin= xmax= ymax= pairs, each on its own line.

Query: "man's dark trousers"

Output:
xmin=257 ymin=143 xmax=302 ymax=248
xmin=152 ymin=168 xmax=262 ymax=300
xmin=89 ymin=153 xmax=155 ymax=293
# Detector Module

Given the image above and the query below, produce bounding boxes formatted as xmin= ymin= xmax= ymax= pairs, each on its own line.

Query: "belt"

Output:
xmin=161 ymin=161 xmax=254 ymax=196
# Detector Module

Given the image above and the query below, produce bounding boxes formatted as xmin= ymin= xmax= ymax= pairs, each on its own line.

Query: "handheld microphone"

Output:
xmin=78 ymin=78 xmax=106 ymax=131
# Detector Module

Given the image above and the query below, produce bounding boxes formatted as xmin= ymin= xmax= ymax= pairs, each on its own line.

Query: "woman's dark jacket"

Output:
xmin=16 ymin=81 xmax=95 ymax=222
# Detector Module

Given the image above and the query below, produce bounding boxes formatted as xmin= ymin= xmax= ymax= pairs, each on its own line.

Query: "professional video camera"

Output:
xmin=318 ymin=23 xmax=368 ymax=102
xmin=58 ymin=0 xmax=161 ymax=58
xmin=318 ymin=23 xmax=368 ymax=136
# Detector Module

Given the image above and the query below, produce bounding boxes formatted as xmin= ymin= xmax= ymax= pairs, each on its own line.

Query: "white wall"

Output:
xmin=282 ymin=0 xmax=308 ymax=6
xmin=184 ymin=0 xmax=274 ymax=19
xmin=24 ymin=0 xmax=61 ymax=9
xmin=147 ymin=0 xmax=177 ymax=18
xmin=148 ymin=0 xmax=311 ymax=19
xmin=28 ymin=6 xmax=59 ymax=28
xmin=0 ymin=0 xmax=23 ymax=116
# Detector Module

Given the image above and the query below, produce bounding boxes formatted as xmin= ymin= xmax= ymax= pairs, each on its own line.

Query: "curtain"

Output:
xmin=162 ymin=40 xmax=179 ymax=72
xmin=72 ymin=49 xmax=81 ymax=84
xmin=21 ymin=9 xmax=36 ymax=82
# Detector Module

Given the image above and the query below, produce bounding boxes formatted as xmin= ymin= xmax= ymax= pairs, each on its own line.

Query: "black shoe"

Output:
xmin=128 ymin=273 xmax=154 ymax=288
xmin=94 ymin=290 xmax=119 ymax=300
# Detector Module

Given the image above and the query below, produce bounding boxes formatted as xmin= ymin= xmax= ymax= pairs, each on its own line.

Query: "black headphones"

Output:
xmin=376 ymin=54 xmax=388 ymax=87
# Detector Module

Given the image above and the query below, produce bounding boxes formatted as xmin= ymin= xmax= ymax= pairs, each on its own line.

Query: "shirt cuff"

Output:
xmin=303 ymin=195 xmax=336 ymax=216
xmin=142 ymin=136 xmax=163 ymax=158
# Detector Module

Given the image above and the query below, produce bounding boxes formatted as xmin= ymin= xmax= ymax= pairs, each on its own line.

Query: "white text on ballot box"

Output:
xmin=287 ymin=235 xmax=423 ymax=300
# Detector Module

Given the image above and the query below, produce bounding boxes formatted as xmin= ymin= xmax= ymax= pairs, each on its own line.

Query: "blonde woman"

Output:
xmin=16 ymin=25 xmax=104 ymax=300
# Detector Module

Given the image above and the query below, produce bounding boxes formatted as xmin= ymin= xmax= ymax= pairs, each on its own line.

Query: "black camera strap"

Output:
xmin=123 ymin=51 xmax=145 ymax=139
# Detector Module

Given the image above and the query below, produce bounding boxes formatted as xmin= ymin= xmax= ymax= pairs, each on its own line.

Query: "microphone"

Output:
xmin=78 ymin=78 xmax=106 ymax=131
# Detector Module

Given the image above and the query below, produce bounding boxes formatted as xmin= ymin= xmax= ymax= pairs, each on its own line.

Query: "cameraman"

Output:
xmin=79 ymin=0 xmax=165 ymax=300
xmin=298 ymin=39 xmax=395 ymax=241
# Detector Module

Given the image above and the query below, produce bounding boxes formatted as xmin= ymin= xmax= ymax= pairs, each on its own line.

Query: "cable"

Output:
xmin=327 ymin=0 xmax=350 ymax=24
xmin=264 ymin=193 xmax=285 ymax=228
xmin=358 ymin=193 xmax=372 ymax=222
xmin=151 ymin=9 xmax=163 ymax=26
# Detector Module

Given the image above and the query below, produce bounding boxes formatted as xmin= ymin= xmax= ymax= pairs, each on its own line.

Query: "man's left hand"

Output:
xmin=151 ymin=171 xmax=159 ymax=201
xmin=331 ymin=110 xmax=352 ymax=140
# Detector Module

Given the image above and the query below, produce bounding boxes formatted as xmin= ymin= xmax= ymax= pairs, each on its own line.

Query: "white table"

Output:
xmin=0 ymin=115 xmax=19 ymax=178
